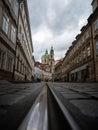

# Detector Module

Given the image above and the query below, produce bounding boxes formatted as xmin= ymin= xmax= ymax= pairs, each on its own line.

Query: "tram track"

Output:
xmin=47 ymin=84 xmax=81 ymax=130
xmin=18 ymin=83 xmax=81 ymax=130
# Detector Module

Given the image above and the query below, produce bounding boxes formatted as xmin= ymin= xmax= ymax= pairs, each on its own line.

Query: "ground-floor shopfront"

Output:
xmin=69 ymin=61 xmax=95 ymax=82
xmin=61 ymin=60 xmax=96 ymax=82
xmin=0 ymin=41 xmax=15 ymax=80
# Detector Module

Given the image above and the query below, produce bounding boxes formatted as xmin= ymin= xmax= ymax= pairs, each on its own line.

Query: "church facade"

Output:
xmin=41 ymin=46 xmax=55 ymax=81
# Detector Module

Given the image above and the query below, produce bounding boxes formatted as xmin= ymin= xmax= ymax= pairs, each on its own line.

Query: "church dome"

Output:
xmin=44 ymin=53 xmax=49 ymax=58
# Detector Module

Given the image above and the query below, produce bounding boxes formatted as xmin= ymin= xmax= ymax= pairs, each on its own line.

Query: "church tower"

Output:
xmin=50 ymin=46 xmax=54 ymax=59
xmin=41 ymin=49 xmax=49 ymax=64
xmin=41 ymin=47 xmax=55 ymax=81
xmin=41 ymin=46 xmax=55 ymax=73
xmin=49 ymin=46 xmax=55 ymax=73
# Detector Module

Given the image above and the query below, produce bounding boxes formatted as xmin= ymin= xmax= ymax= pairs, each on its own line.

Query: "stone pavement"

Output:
xmin=0 ymin=81 xmax=98 ymax=130
xmin=0 ymin=80 xmax=44 ymax=130
xmin=48 ymin=82 xmax=98 ymax=130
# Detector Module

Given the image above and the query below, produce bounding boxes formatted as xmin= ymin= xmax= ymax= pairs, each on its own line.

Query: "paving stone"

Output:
xmin=0 ymin=95 xmax=26 ymax=105
xmin=62 ymin=93 xmax=88 ymax=99
xmin=85 ymin=92 xmax=98 ymax=98
xmin=70 ymin=99 xmax=98 ymax=117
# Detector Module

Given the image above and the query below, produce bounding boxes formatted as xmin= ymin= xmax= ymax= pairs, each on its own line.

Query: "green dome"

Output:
xmin=44 ymin=53 xmax=49 ymax=58
xmin=44 ymin=49 xmax=49 ymax=58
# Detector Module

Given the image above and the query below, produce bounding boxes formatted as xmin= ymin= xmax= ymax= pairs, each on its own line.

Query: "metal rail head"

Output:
xmin=18 ymin=85 xmax=48 ymax=130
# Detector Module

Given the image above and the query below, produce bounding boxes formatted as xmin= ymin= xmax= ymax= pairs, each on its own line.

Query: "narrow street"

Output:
xmin=0 ymin=0 xmax=98 ymax=130
xmin=0 ymin=81 xmax=98 ymax=130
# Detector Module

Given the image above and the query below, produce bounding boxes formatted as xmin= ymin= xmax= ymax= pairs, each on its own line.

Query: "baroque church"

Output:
xmin=41 ymin=46 xmax=55 ymax=81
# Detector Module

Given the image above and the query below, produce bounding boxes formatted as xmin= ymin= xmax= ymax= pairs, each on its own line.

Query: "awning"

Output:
xmin=71 ymin=64 xmax=88 ymax=74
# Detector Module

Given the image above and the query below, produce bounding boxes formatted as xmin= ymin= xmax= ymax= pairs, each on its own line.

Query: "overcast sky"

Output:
xmin=28 ymin=0 xmax=92 ymax=62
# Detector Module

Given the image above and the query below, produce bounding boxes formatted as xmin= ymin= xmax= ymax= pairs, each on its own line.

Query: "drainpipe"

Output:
xmin=90 ymin=23 xmax=96 ymax=82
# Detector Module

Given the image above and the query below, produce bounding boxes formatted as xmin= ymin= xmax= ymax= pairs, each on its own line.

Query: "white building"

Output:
xmin=14 ymin=0 xmax=34 ymax=81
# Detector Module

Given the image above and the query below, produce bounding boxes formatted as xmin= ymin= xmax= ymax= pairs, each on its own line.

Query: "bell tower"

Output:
xmin=49 ymin=46 xmax=55 ymax=73
xmin=50 ymin=46 xmax=54 ymax=59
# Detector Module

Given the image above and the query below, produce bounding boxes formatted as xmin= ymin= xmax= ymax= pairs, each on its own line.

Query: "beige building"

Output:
xmin=14 ymin=0 xmax=34 ymax=81
xmin=61 ymin=0 xmax=98 ymax=82
xmin=0 ymin=0 xmax=18 ymax=80
xmin=0 ymin=0 xmax=34 ymax=81
xmin=53 ymin=59 xmax=63 ymax=81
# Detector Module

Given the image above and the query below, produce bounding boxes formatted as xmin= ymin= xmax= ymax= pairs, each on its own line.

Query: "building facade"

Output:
xmin=0 ymin=0 xmax=34 ymax=81
xmin=14 ymin=0 xmax=34 ymax=81
xmin=53 ymin=59 xmax=63 ymax=82
xmin=0 ymin=0 xmax=18 ymax=80
xmin=61 ymin=0 xmax=98 ymax=82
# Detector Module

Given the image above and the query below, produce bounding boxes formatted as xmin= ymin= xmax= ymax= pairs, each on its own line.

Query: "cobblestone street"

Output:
xmin=0 ymin=81 xmax=43 ymax=129
xmin=48 ymin=82 xmax=98 ymax=130
xmin=0 ymin=81 xmax=98 ymax=129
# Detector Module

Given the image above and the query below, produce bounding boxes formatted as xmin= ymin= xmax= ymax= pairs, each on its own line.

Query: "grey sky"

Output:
xmin=28 ymin=0 xmax=92 ymax=61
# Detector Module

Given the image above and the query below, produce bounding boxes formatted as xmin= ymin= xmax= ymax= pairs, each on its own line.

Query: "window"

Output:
xmin=19 ymin=25 xmax=22 ymax=34
xmin=85 ymin=31 xmax=89 ymax=39
xmin=13 ymin=0 xmax=18 ymax=16
xmin=86 ymin=66 xmax=89 ymax=78
xmin=83 ymin=49 xmax=86 ymax=59
xmin=20 ymin=3 xmax=23 ymax=10
xmin=79 ymin=53 xmax=82 ymax=61
xmin=11 ymin=25 xmax=16 ymax=43
xmin=22 ymin=34 xmax=24 ymax=42
xmin=96 ymin=40 xmax=98 ymax=55
xmin=0 ymin=49 xmax=5 ymax=69
xmin=87 ymin=46 xmax=91 ymax=57
xmin=8 ymin=57 xmax=13 ymax=72
xmin=17 ymin=56 xmax=19 ymax=70
xmin=2 ymin=13 xmax=9 ymax=34
xmin=82 ymin=37 xmax=84 ymax=43
xmin=94 ymin=19 xmax=98 ymax=30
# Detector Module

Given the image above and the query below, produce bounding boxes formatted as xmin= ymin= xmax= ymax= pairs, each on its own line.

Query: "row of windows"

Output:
xmin=20 ymin=3 xmax=32 ymax=57
xmin=66 ymin=22 xmax=98 ymax=62
xmin=64 ymin=44 xmax=91 ymax=69
xmin=1 ymin=11 xmax=16 ymax=43
xmin=16 ymin=56 xmax=30 ymax=75
xmin=68 ymin=38 xmax=90 ymax=59
xmin=18 ymin=25 xmax=32 ymax=66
